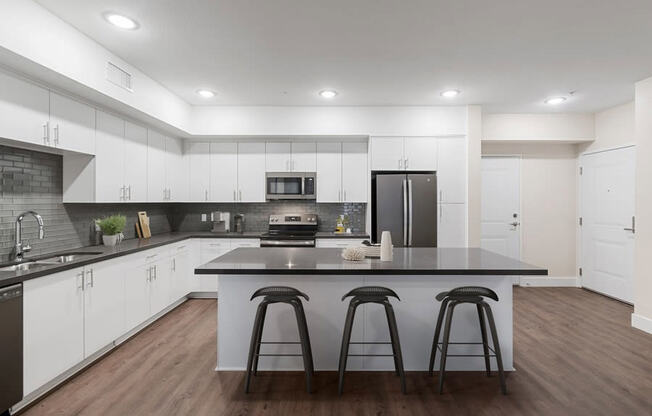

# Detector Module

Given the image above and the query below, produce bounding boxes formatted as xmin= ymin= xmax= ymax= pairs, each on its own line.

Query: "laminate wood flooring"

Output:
xmin=21 ymin=288 xmax=652 ymax=416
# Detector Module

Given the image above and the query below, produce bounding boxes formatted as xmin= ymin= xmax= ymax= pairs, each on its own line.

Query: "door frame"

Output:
xmin=480 ymin=154 xmax=523 ymax=284
xmin=577 ymin=143 xmax=636 ymax=300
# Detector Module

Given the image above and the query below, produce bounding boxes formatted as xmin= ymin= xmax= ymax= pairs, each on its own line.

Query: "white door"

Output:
xmin=371 ymin=137 xmax=404 ymax=170
xmin=581 ymin=146 xmax=635 ymax=303
xmin=237 ymin=142 xmax=266 ymax=202
xmin=341 ymin=142 xmax=367 ymax=202
xmin=404 ymin=138 xmax=437 ymax=170
xmin=23 ymin=268 xmax=85 ymax=395
xmin=438 ymin=138 xmax=467 ymax=203
xmin=49 ymin=92 xmax=96 ymax=154
xmin=95 ymin=111 xmax=125 ymax=202
xmin=291 ymin=142 xmax=317 ymax=172
xmin=481 ymin=157 xmax=520 ymax=267
xmin=0 ymin=71 xmax=50 ymax=146
xmin=316 ymin=142 xmax=343 ymax=202
xmin=147 ymin=129 xmax=167 ymax=202
xmin=438 ymin=203 xmax=467 ymax=247
xmin=83 ymin=261 xmax=126 ymax=357
xmin=124 ymin=121 xmax=148 ymax=202
xmin=266 ymin=142 xmax=292 ymax=172
xmin=166 ymin=136 xmax=188 ymax=201
xmin=210 ymin=142 xmax=238 ymax=202
xmin=187 ymin=142 xmax=210 ymax=201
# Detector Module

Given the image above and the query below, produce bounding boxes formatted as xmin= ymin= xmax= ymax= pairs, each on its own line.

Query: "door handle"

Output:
xmin=510 ymin=222 xmax=520 ymax=227
xmin=624 ymin=216 xmax=635 ymax=233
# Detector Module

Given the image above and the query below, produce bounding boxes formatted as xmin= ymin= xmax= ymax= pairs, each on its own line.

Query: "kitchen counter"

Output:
xmin=0 ymin=231 xmax=370 ymax=286
xmin=195 ymin=247 xmax=546 ymax=276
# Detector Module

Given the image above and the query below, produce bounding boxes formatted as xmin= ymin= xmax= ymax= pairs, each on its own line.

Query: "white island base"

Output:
xmin=217 ymin=274 xmax=513 ymax=372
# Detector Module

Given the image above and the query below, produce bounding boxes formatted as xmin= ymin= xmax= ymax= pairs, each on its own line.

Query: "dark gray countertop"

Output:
xmin=195 ymin=247 xmax=548 ymax=276
xmin=0 ymin=231 xmax=370 ymax=286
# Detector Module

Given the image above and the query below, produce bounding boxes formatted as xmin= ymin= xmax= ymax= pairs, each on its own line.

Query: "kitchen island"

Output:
xmin=195 ymin=247 xmax=546 ymax=372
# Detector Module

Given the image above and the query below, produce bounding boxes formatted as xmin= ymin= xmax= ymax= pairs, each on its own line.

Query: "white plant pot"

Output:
xmin=102 ymin=234 xmax=119 ymax=246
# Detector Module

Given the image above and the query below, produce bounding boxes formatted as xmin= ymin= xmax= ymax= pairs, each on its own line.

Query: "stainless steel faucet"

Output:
xmin=14 ymin=211 xmax=45 ymax=262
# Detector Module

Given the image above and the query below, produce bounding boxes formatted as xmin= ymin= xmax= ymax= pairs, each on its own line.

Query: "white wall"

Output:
xmin=482 ymin=143 xmax=577 ymax=278
xmin=579 ymin=101 xmax=634 ymax=154
xmin=483 ymin=113 xmax=595 ymax=142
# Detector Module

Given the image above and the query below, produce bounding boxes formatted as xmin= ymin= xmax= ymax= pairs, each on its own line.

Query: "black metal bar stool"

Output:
xmin=337 ymin=286 xmax=406 ymax=395
xmin=244 ymin=286 xmax=314 ymax=393
xmin=428 ymin=286 xmax=506 ymax=394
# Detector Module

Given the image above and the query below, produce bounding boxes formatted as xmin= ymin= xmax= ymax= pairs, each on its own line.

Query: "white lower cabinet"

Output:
xmin=316 ymin=238 xmax=367 ymax=248
xmin=170 ymin=244 xmax=192 ymax=300
xmin=438 ymin=203 xmax=467 ymax=247
xmin=124 ymin=258 xmax=153 ymax=330
xmin=200 ymin=240 xmax=231 ymax=292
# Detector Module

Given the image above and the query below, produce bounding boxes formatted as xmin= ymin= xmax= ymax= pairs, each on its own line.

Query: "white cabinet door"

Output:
xmin=124 ymin=121 xmax=148 ymax=202
xmin=316 ymin=239 xmax=366 ymax=248
xmin=170 ymin=247 xmax=190 ymax=300
xmin=0 ymin=71 xmax=50 ymax=146
xmin=200 ymin=240 xmax=232 ymax=292
xmin=438 ymin=203 xmax=467 ymax=247
xmin=291 ymin=142 xmax=317 ymax=172
xmin=316 ymin=142 xmax=342 ymax=202
xmin=404 ymin=137 xmax=437 ymax=170
xmin=49 ymin=92 xmax=96 ymax=154
xmin=83 ymin=261 xmax=126 ymax=357
xmin=210 ymin=142 xmax=238 ymax=202
xmin=371 ymin=137 xmax=404 ymax=170
xmin=266 ymin=142 xmax=291 ymax=172
xmin=124 ymin=260 xmax=151 ymax=330
xmin=23 ymin=268 xmax=85 ymax=395
xmin=166 ymin=136 xmax=188 ymax=202
xmin=437 ymin=138 xmax=467 ymax=203
xmin=95 ymin=111 xmax=125 ymax=202
xmin=237 ymin=142 xmax=266 ymax=202
xmin=149 ymin=259 xmax=172 ymax=316
xmin=342 ymin=142 xmax=367 ymax=202
xmin=187 ymin=142 xmax=210 ymax=202
xmin=147 ymin=130 xmax=167 ymax=202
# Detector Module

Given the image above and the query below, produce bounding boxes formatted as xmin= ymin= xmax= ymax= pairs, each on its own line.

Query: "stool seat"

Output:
xmin=341 ymin=286 xmax=400 ymax=300
xmin=435 ymin=286 xmax=499 ymax=302
xmin=250 ymin=286 xmax=309 ymax=301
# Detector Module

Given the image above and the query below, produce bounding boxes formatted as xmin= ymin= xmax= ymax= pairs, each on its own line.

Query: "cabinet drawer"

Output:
xmin=230 ymin=239 xmax=261 ymax=248
xmin=201 ymin=239 xmax=231 ymax=250
xmin=316 ymin=239 xmax=366 ymax=248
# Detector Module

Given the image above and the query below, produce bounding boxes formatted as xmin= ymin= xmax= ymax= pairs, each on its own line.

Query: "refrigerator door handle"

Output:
xmin=403 ymin=179 xmax=408 ymax=245
xmin=408 ymin=179 xmax=413 ymax=246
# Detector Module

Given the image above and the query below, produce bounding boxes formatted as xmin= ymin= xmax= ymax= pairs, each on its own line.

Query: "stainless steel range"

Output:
xmin=260 ymin=214 xmax=318 ymax=247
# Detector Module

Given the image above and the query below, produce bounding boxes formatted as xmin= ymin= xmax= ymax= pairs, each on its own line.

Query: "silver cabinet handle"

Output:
xmin=153 ymin=265 xmax=157 ymax=280
xmin=168 ymin=189 xmax=172 ymax=200
xmin=86 ymin=268 xmax=94 ymax=288
xmin=439 ymin=204 xmax=442 ymax=220
xmin=398 ymin=158 xmax=403 ymax=169
xmin=439 ymin=190 xmax=443 ymax=203
xmin=205 ymin=189 xmax=208 ymax=201
xmin=172 ymin=258 xmax=176 ymax=272
xmin=624 ymin=216 xmax=635 ymax=233
xmin=120 ymin=186 xmax=125 ymax=201
xmin=338 ymin=189 xmax=341 ymax=202
xmin=239 ymin=190 xmax=242 ymax=201
xmin=43 ymin=123 xmax=49 ymax=145
xmin=233 ymin=190 xmax=236 ymax=201
xmin=405 ymin=158 xmax=409 ymax=169
xmin=77 ymin=270 xmax=85 ymax=290
xmin=344 ymin=190 xmax=347 ymax=201
xmin=127 ymin=185 xmax=131 ymax=201
xmin=146 ymin=266 xmax=151 ymax=282
xmin=54 ymin=124 xmax=60 ymax=146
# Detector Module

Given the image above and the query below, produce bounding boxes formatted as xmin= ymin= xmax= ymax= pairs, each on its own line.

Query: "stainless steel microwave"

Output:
xmin=266 ymin=172 xmax=316 ymax=200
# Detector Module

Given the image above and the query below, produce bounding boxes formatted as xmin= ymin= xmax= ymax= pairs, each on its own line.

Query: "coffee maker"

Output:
xmin=233 ymin=214 xmax=245 ymax=233
xmin=211 ymin=212 xmax=230 ymax=233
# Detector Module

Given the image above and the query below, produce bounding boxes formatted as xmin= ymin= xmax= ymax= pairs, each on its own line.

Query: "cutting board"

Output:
xmin=138 ymin=211 xmax=151 ymax=238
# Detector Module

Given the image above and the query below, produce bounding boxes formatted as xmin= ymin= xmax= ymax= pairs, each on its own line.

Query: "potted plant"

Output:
xmin=96 ymin=215 xmax=126 ymax=246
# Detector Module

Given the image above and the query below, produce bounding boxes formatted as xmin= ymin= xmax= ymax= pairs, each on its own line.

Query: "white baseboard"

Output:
xmin=519 ymin=276 xmax=580 ymax=287
xmin=188 ymin=291 xmax=218 ymax=299
xmin=632 ymin=313 xmax=652 ymax=335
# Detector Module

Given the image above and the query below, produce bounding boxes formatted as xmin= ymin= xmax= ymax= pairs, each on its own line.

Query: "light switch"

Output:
xmin=201 ymin=214 xmax=207 ymax=222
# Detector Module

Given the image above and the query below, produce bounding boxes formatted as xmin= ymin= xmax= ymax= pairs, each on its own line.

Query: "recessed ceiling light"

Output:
xmin=441 ymin=89 xmax=460 ymax=98
xmin=544 ymin=96 xmax=567 ymax=105
xmin=319 ymin=90 xmax=338 ymax=99
xmin=103 ymin=12 xmax=139 ymax=30
xmin=196 ymin=89 xmax=216 ymax=98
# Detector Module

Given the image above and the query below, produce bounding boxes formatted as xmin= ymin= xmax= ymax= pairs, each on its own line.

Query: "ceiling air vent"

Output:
xmin=106 ymin=61 xmax=133 ymax=92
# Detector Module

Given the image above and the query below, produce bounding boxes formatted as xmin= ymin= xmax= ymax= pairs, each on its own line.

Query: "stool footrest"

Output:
xmin=259 ymin=341 xmax=301 ymax=344
xmin=348 ymin=341 xmax=392 ymax=344
xmin=436 ymin=342 xmax=496 ymax=355
xmin=256 ymin=353 xmax=304 ymax=357
xmin=348 ymin=354 xmax=397 ymax=357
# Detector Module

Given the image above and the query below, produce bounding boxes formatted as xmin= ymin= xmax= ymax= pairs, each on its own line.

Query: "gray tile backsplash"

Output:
xmin=0 ymin=144 xmax=366 ymax=263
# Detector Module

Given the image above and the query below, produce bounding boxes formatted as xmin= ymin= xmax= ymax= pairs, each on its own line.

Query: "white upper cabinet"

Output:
xmin=237 ymin=142 xmax=266 ymax=202
xmin=210 ymin=142 xmax=238 ymax=202
xmin=166 ymin=136 xmax=188 ymax=202
xmin=437 ymin=138 xmax=467 ymax=203
xmin=371 ymin=137 xmax=404 ymax=170
xmin=291 ymin=142 xmax=317 ymax=172
xmin=0 ymin=71 xmax=50 ymax=147
xmin=95 ymin=111 xmax=125 ymax=202
xmin=341 ymin=142 xmax=367 ymax=202
xmin=266 ymin=142 xmax=292 ymax=172
xmin=124 ymin=121 xmax=148 ymax=202
xmin=147 ymin=129 xmax=167 ymax=202
xmin=187 ymin=142 xmax=210 ymax=202
xmin=404 ymin=138 xmax=437 ymax=170
xmin=49 ymin=92 xmax=96 ymax=154
xmin=316 ymin=142 xmax=342 ymax=203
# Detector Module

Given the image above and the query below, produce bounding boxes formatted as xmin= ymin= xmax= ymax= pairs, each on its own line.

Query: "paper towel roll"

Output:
xmin=380 ymin=231 xmax=393 ymax=261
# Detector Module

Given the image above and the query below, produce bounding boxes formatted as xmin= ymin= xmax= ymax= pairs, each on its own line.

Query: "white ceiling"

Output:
xmin=35 ymin=0 xmax=652 ymax=112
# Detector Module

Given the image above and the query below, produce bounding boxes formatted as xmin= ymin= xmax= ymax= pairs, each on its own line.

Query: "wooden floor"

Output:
xmin=21 ymin=288 xmax=652 ymax=416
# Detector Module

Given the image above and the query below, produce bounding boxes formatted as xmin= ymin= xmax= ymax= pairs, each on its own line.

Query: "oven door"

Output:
xmin=266 ymin=173 xmax=314 ymax=200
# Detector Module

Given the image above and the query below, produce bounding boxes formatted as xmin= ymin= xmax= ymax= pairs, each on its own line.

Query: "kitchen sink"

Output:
xmin=34 ymin=252 xmax=103 ymax=264
xmin=0 ymin=262 xmax=45 ymax=272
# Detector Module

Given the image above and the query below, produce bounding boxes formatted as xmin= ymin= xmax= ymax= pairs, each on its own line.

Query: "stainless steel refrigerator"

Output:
xmin=371 ymin=172 xmax=437 ymax=247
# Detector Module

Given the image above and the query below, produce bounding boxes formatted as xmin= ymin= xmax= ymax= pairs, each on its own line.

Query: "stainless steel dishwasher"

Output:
xmin=0 ymin=283 xmax=22 ymax=413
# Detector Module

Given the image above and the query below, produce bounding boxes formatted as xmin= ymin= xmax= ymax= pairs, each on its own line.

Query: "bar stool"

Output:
xmin=244 ymin=286 xmax=314 ymax=393
xmin=428 ymin=286 xmax=506 ymax=394
xmin=337 ymin=286 xmax=406 ymax=395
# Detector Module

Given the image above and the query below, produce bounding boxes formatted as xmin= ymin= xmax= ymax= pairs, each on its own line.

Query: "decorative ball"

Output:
xmin=341 ymin=246 xmax=366 ymax=261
